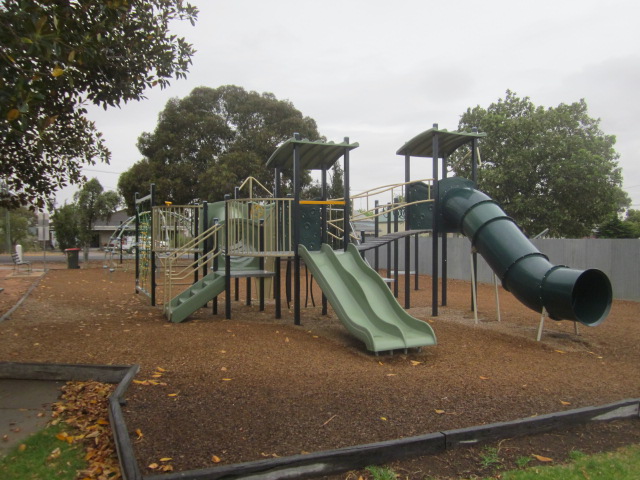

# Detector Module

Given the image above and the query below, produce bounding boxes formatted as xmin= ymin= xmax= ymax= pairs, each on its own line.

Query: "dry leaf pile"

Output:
xmin=51 ymin=381 xmax=120 ymax=480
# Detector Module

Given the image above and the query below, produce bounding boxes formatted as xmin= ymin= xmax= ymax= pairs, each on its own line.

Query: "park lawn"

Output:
xmin=0 ymin=422 xmax=86 ymax=480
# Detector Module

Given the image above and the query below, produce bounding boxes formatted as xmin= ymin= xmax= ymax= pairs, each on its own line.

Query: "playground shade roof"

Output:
xmin=396 ymin=128 xmax=486 ymax=158
xmin=266 ymin=138 xmax=359 ymax=170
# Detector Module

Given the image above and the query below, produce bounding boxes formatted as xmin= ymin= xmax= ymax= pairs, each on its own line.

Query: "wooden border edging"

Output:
xmin=0 ymin=362 xmax=143 ymax=480
xmin=146 ymin=398 xmax=640 ymax=480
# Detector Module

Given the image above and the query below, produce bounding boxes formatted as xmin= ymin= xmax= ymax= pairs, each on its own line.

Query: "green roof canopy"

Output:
xmin=396 ymin=128 xmax=486 ymax=158
xmin=266 ymin=138 xmax=359 ymax=171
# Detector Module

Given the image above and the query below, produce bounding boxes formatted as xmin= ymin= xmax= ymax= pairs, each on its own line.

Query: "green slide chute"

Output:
xmin=440 ymin=177 xmax=612 ymax=326
xmin=300 ymin=243 xmax=437 ymax=353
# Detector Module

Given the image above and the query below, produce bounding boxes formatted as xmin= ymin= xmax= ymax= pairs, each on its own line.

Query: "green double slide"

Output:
xmin=299 ymin=243 xmax=437 ymax=353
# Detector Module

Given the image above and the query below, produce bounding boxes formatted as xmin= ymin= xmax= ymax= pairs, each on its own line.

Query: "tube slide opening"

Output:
xmin=571 ymin=269 xmax=612 ymax=327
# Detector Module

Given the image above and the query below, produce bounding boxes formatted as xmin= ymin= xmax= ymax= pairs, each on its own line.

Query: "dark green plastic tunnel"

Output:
xmin=439 ymin=178 xmax=612 ymax=326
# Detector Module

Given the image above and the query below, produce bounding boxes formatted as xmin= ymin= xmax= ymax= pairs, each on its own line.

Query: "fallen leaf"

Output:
xmin=167 ymin=393 xmax=178 ymax=397
xmin=161 ymin=465 xmax=174 ymax=472
xmin=211 ymin=455 xmax=221 ymax=463
xmin=380 ymin=417 xmax=387 ymax=421
xmin=221 ymin=367 xmax=228 ymax=371
xmin=554 ymin=350 xmax=567 ymax=354
xmin=479 ymin=376 xmax=490 ymax=380
xmin=160 ymin=457 xmax=172 ymax=462
xmin=156 ymin=367 xmax=166 ymax=372
xmin=410 ymin=360 xmax=422 ymax=366
xmin=148 ymin=463 xmax=159 ymax=469
xmin=97 ymin=418 xmax=109 ymax=425
xmin=47 ymin=447 xmax=61 ymax=461
xmin=18 ymin=444 xmax=26 ymax=452
xmin=386 ymin=373 xmax=397 ymax=377
xmin=434 ymin=409 xmax=445 ymax=414
xmin=532 ymin=454 xmax=553 ymax=462
xmin=135 ymin=428 xmax=143 ymax=440
xmin=378 ymin=361 xmax=384 ymax=366
xmin=221 ymin=378 xmax=232 ymax=381
xmin=560 ymin=400 xmax=571 ymax=406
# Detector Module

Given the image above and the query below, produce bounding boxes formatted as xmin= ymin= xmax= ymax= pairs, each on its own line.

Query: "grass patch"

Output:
xmin=365 ymin=464 xmax=398 ymax=480
xmin=499 ymin=444 xmax=640 ymax=479
xmin=0 ymin=422 xmax=86 ymax=480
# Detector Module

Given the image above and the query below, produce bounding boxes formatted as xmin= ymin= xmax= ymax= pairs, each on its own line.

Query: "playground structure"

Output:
xmin=132 ymin=126 xmax=613 ymax=353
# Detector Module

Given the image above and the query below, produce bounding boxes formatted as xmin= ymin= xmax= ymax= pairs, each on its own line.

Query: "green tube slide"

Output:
xmin=440 ymin=178 xmax=612 ymax=326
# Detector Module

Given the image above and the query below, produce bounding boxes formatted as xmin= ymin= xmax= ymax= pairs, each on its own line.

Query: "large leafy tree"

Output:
xmin=0 ymin=207 xmax=36 ymax=252
xmin=450 ymin=91 xmax=629 ymax=238
xmin=118 ymin=85 xmax=321 ymax=211
xmin=0 ymin=0 xmax=197 ymax=209
xmin=51 ymin=203 xmax=79 ymax=251
xmin=73 ymin=178 xmax=120 ymax=260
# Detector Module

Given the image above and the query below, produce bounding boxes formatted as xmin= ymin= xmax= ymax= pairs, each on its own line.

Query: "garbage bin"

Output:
xmin=64 ymin=248 xmax=81 ymax=269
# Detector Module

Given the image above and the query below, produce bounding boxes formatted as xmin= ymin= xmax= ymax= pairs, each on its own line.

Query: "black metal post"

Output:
xmin=404 ymin=154 xmax=411 ymax=308
xmin=225 ymin=194 xmax=231 ymax=319
xmin=213 ymin=218 xmax=219 ymax=315
xmin=470 ymin=132 xmax=479 ymax=311
xmin=274 ymin=167 xmax=282 ymax=319
xmin=293 ymin=133 xmax=302 ymax=325
xmin=431 ymin=124 xmax=439 ymax=317
xmin=374 ymin=200 xmax=379 ymax=271
xmin=259 ymin=219 xmax=265 ymax=311
xmin=150 ymin=183 xmax=156 ymax=307
xmin=343 ymin=137 xmax=350 ymax=252
xmin=442 ymin=154 xmax=447 ymax=306
xmin=202 ymin=202 xmax=209 ymax=280
xmin=194 ymin=205 xmax=199 ymax=284
xmin=134 ymin=192 xmax=139 ymax=293
xmin=321 ymin=165 xmax=328 ymax=315
xmin=393 ymin=201 xmax=399 ymax=298
xmin=386 ymin=203 xmax=391 ymax=282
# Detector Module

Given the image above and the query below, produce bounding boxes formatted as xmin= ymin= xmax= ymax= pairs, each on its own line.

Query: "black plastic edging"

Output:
xmin=0 ymin=362 xmax=142 ymax=480
xmin=145 ymin=398 xmax=640 ymax=480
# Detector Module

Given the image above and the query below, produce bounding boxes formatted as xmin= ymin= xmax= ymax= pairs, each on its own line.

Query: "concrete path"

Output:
xmin=0 ymin=379 xmax=63 ymax=457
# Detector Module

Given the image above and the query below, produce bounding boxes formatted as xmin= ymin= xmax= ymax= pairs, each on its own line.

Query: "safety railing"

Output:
xmin=161 ymin=222 xmax=224 ymax=309
xmin=152 ymin=205 xmax=201 ymax=254
xmin=226 ymin=197 xmax=294 ymax=257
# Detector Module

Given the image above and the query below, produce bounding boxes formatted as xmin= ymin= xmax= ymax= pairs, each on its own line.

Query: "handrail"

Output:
xmin=237 ymin=176 xmax=273 ymax=198
xmin=163 ymin=222 xmax=224 ymax=308
xmin=226 ymin=197 xmax=294 ymax=256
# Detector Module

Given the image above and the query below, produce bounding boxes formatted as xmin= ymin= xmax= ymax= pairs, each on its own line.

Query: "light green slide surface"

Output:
xmin=300 ymin=243 xmax=436 ymax=353
xmin=166 ymin=271 xmax=225 ymax=323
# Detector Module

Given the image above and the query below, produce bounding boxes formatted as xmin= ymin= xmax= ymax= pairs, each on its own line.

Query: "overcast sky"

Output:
xmin=57 ymin=0 xmax=640 ymax=211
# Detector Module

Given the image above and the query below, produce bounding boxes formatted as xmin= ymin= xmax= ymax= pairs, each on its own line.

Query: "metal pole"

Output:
xmin=259 ymin=219 xmax=265 ymax=312
xmin=404 ymin=153 xmax=411 ymax=309
xmin=374 ymin=200 xmax=379 ymax=272
xmin=293 ymin=133 xmax=302 ymax=325
xmin=442 ymin=154 xmax=448 ymax=306
xmin=150 ymin=183 xmax=156 ymax=307
xmin=431 ymin=124 xmax=439 ymax=317
xmin=225 ymin=194 xmax=231 ymax=319
xmin=134 ymin=192 xmax=139 ymax=293
xmin=274 ymin=167 xmax=282 ymax=319
xmin=321 ymin=165 xmax=328 ymax=315
xmin=470 ymin=134 xmax=479 ymax=311
xmin=343 ymin=137 xmax=351 ymax=252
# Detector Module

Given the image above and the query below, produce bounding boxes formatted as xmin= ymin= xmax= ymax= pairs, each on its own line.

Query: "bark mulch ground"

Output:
xmin=0 ymin=260 xmax=638 ymax=479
